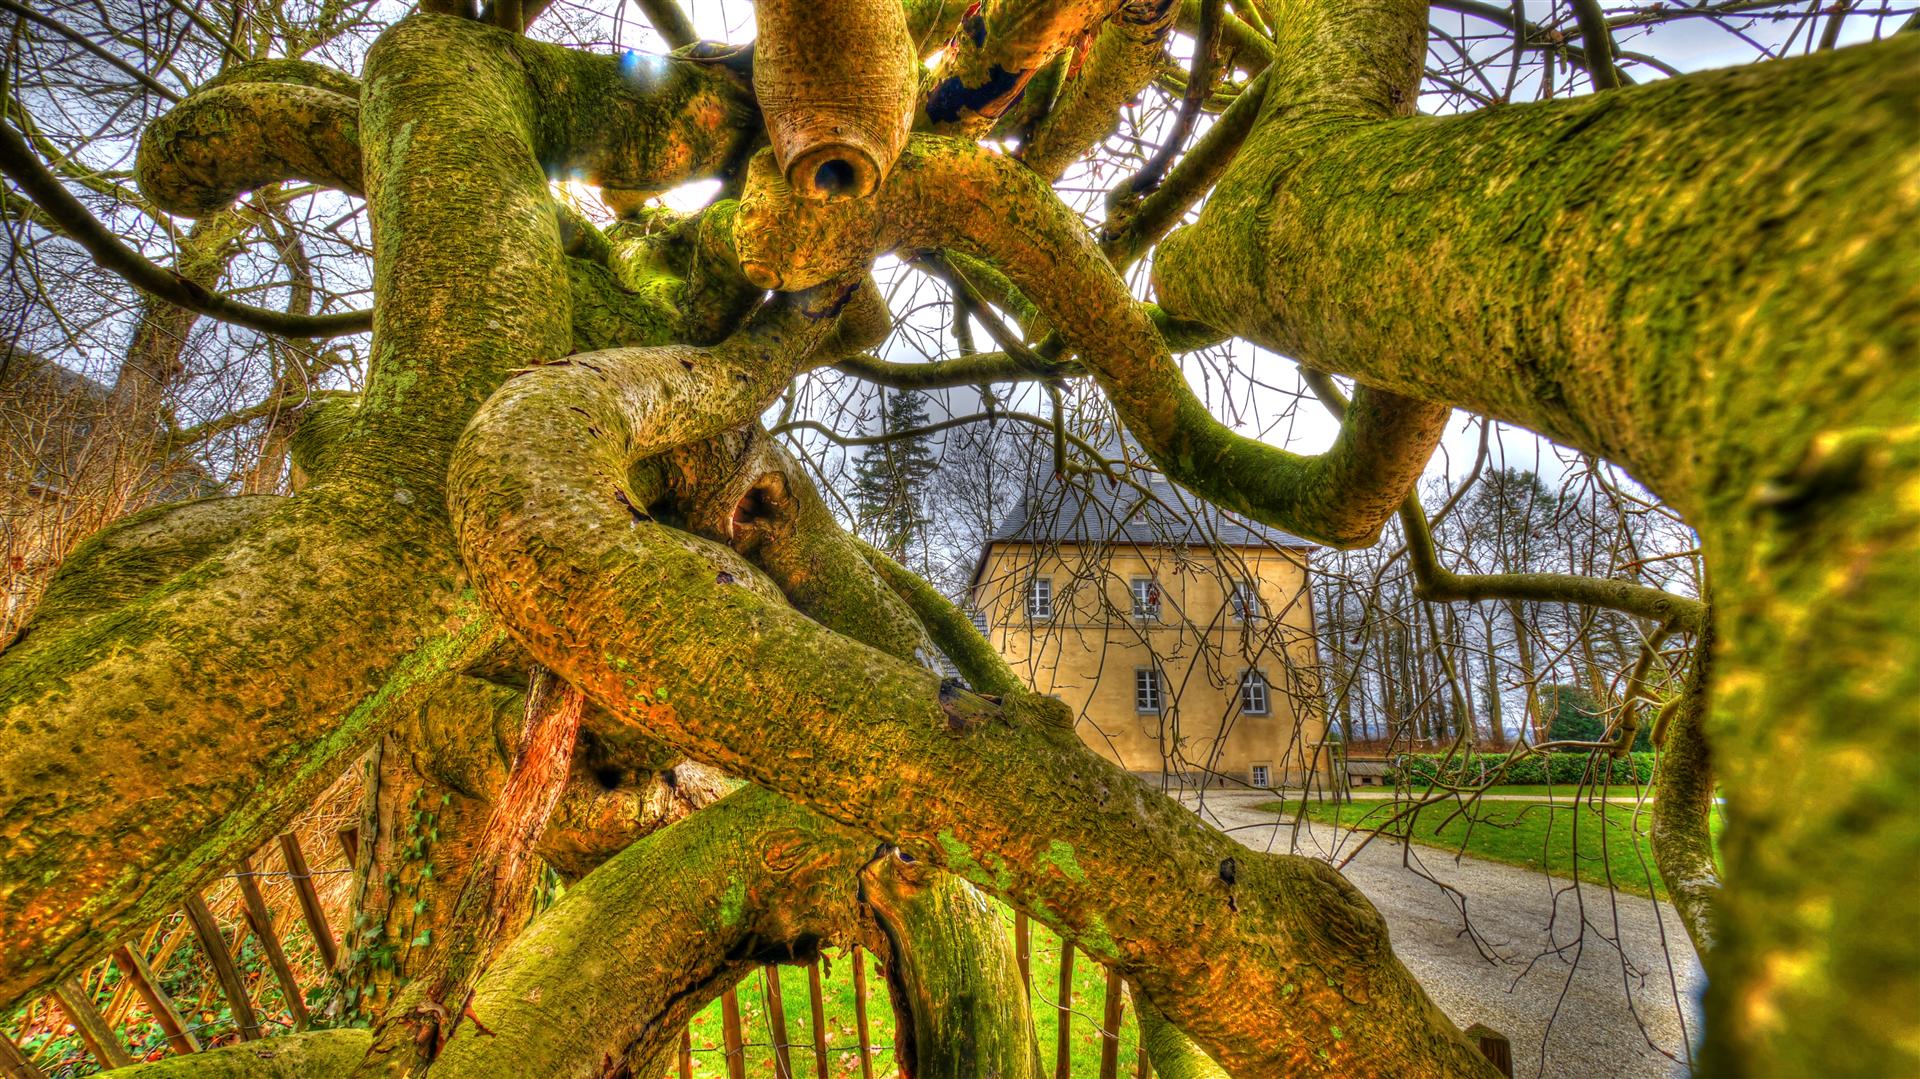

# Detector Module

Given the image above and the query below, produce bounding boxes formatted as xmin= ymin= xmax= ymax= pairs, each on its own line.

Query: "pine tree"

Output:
xmin=851 ymin=390 xmax=939 ymax=565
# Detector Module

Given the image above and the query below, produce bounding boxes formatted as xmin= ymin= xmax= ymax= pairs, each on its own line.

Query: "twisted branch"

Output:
xmin=136 ymin=61 xmax=364 ymax=216
xmin=732 ymin=137 xmax=1447 ymax=547
xmin=449 ymin=256 xmax=1489 ymax=1079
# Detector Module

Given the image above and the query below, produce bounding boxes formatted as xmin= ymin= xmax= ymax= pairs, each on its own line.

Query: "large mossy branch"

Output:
xmin=1155 ymin=32 xmax=1920 ymax=517
xmin=1017 ymin=0 xmax=1178 ymax=181
xmin=431 ymin=785 xmax=871 ymax=1078
xmin=1146 ymin=8 xmax=1920 ymax=1071
xmin=863 ymin=853 xmax=1046 ymax=1079
xmin=518 ymin=31 xmax=758 ymax=199
xmin=919 ymin=0 xmax=1128 ymax=136
xmin=3 ymin=495 xmax=278 ymax=651
xmin=136 ymin=62 xmax=364 ymax=217
xmin=733 ymin=137 xmax=1446 ymax=548
xmin=451 ymin=299 xmax=1489 ymax=1079
xmin=0 ymin=14 xmax=570 ymax=1010
xmin=0 ymin=518 xmax=500 ymax=1012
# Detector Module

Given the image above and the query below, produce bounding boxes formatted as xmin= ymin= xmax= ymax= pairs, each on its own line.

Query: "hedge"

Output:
xmin=1393 ymin=751 xmax=1656 ymax=788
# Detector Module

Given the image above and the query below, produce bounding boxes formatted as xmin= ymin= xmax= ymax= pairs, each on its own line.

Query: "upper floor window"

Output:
xmin=1135 ymin=667 xmax=1163 ymax=713
xmin=1026 ymin=577 xmax=1053 ymax=621
xmin=1130 ymin=577 xmax=1161 ymax=621
xmin=1230 ymin=581 xmax=1261 ymax=622
xmin=1239 ymin=670 xmax=1270 ymax=715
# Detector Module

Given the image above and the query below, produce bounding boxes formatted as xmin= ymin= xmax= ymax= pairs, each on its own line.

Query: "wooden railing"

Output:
xmin=681 ymin=916 xmax=1152 ymax=1079
xmin=2 ymin=829 xmax=347 ymax=1078
xmin=5 ymin=844 xmax=1510 ymax=1079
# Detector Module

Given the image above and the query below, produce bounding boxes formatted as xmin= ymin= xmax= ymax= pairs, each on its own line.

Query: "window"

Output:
xmin=1230 ymin=581 xmax=1261 ymax=622
xmin=969 ymin=610 xmax=990 ymax=638
xmin=1134 ymin=667 xmax=1163 ymax=713
xmin=1130 ymin=577 xmax=1161 ymax=621
xmin=1239 ymin=670 xmax=1270 ymax=715
xmin=1251 ymin=764 xmax=1272 ymax=788
xmin=1026 ymin=577 xmax=1053 ymax=621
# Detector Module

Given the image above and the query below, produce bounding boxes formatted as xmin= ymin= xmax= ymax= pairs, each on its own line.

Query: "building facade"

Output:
xmin=969 ymin=474 xmax=1329 ymax=789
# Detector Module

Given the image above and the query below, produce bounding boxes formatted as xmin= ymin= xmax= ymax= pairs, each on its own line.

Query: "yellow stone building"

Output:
xmin=968 ymin=473 xmax=1329 ymax=789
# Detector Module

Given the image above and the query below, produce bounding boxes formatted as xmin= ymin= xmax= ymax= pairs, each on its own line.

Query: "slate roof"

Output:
xmin=985 ymin=470 xmax=1314 ymax=552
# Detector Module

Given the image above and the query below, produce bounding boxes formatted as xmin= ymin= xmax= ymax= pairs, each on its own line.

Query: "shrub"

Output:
xmin=1392 ymin=751 xmax=1656 ymax=788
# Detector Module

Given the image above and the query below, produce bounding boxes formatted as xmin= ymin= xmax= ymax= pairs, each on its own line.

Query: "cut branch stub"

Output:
xmin=752 ymin=0 xmax=917 ymax=200
xmin=735 ymin=152 xmax=884 ymax=290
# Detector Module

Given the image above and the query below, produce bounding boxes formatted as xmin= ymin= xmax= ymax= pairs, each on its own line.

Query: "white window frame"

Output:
xmin=1230 ymin=581 xmax=1260 ymax=623
xmin=1026 ymin=576 xmax=1053 ymax=621
xmin=1239 ymin=669 xmax=1270 ymax=716
xmin=1130 ymin=577 xmax=1161 ymax=621
xmin=1134 ymin=667 xmax=1162 ymax=713
xmin=1251 ymin=763 xmax=1272 ymax=789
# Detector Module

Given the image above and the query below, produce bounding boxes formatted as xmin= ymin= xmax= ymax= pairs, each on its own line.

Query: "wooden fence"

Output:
xmin=3 ymin=853 xmax=1512 ymax=1079
xmin=2 ymin=829 xmax=347 ymax=1079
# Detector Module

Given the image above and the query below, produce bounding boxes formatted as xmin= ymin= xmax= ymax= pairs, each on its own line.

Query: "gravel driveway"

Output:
xmin=1181 ymin=788 xmax=1704 ymax=1078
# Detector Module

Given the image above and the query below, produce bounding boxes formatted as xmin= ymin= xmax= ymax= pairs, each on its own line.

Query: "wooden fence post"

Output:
xmin=51 ymin=979 xmax=134 ymax=1070
xmin=1099 ymin=965 xmax=1124 ymax=1079
xmin=766 ymin=967 xmax=794 ymax=1078
xmin=1054 ymin=938 xmax=1075 ymax=1079
xmin=182 ymin=893 xmax=263 ymax=1041
xmin=852 ymin=949 xmax=874 ymax=1079
xmin=111 ymin=944 xmax=200 ymax=1055
xmin=235 ymin=856 xmax=309 ymax=1030
xmin=1014 ymin=911 xmax=1031 ymax=994
xmin=720 ymin=986 xmax=747 ymax=1079
xmin=275 ymin=833 xmax=338 ymax=969
xmin=1464 ymin=1023 xmax=1514 ymax=1078
xmin=806 ymin=960 xmax=830 ymax=1079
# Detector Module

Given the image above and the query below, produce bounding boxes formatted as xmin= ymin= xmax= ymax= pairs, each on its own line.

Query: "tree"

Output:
xmin=851 ymin=389 xmax=939 ymax=566
xmin=1539 ymin=682 xmax=1652 ymax=752
xmin=0 ymin=0 xmax=1914 ymax=1076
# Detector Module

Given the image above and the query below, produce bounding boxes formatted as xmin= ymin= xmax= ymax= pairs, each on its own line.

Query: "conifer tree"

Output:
xmin=851 ymin=389 xmax=938 ymax=566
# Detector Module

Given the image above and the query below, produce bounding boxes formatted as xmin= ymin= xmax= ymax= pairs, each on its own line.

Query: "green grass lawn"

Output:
xmin=1259 ymin=796 xmax=1722 ymax=900
xmin=684 ymin=906 xmax=1145 ymax=1077
xmin=1336 ymin=784 xmax=1655 ymax=800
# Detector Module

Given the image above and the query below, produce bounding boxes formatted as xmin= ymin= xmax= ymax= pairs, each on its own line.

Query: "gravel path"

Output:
xmin=1182 ymin=789 xmax=1704 ymax=1078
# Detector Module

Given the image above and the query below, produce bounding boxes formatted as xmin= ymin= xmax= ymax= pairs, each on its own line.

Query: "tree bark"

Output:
xmin=1153 ymin=17 xmax=1919 ymax=1073
xmin=863 ymin=852 xmax=1045 ymax=1079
